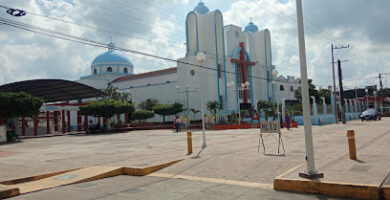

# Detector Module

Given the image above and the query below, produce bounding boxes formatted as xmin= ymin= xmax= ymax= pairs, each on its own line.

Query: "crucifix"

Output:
xmin=230 ymin=42 xmax=255 ymax=104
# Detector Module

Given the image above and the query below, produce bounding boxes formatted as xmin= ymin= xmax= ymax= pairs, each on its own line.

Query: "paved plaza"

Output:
xmin=0 ymin=118 xmax=389 ymax=199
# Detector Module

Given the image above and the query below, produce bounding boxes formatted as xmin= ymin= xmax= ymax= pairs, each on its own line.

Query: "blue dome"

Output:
xmin=244 ymin=22 xmax=259 ymax=33
xmin=92 ymin=51 xmax=133 ymax=66
xmin=193 ymin=2 xmax=209 ymax=15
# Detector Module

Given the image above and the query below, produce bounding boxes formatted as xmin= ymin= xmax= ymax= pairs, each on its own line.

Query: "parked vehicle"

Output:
xmin=360 ymin=109 xmax=381 ymax=121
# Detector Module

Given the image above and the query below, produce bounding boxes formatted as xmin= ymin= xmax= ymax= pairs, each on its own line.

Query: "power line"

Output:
xmin=0 ymin=16 xmax=297 ymax=85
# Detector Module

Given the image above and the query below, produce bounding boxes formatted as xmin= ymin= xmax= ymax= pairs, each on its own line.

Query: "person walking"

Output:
xmin=177 ymin=117 xmax=182 ymax=132
xmin=174 ymin=115 xmax=178 ymax=133
xmin=285 ymin=112 xmax=291 ymax=130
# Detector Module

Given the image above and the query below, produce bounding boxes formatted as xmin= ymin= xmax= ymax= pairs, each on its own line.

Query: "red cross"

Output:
xmin=230 ymin=42 xmax=255 ymax=104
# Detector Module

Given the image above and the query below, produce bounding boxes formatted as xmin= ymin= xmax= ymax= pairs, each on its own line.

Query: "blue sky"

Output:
xmin=0 ymin=0 xmax=389 ymax=90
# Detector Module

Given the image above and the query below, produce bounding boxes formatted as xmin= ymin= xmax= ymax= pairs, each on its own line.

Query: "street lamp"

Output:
xmin=296 ymin=0 xmax=323 ymax=179
xmin=272 ymin=69 xmax=280 ymax=122
xmin=227 ymin=81 xmax=250 ymax=125
xmin=365 ymin=88 xmax=368 ymax=110
xmin=196 ymin=52 xmax=207 ymax=149
xmin=176 ymin=85 xmax=191 ymax=119
xmin=195 ymin=84 xmax=206 ymax=149
xmin=373 ymin=91 xmax=377 ymax=110
xmin=0 ymin=5 xmax=26 ymax=17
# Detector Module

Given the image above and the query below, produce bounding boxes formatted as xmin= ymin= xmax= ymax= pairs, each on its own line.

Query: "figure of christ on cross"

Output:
xmin=230 ymin=42 xmax=256 ymax=104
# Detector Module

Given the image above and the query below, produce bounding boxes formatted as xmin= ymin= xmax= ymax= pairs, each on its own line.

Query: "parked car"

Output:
xmin=360 ymin=109 xmax=381 ymax=121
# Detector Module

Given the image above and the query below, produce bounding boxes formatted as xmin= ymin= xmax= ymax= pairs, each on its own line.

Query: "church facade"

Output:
xmin=77 ymin=2 xmax=298 ymax=118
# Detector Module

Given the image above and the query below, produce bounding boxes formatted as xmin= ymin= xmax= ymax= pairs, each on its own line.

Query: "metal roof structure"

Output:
xmin=0 ymin=79 xmax=105 ymax=102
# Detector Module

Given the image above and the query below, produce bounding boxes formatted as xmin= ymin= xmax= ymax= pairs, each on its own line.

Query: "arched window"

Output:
xmin=93 ymin=68 xmax=97 ymax=74
xmin=107 ymin=67 xmax=112 ymax=72
xmin=123 ymin=68 xmax=128 ymax=73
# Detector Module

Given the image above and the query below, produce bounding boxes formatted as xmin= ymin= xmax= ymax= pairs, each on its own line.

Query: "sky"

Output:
xmin=0 ymin=0 xmax=389 ymax=90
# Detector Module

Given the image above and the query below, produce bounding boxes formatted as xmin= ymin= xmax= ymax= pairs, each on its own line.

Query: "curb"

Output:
xmin=0 ymin=159 xmax=183 ymax=199
xmin=274 ymin=178 xmax=381 ymax=200
xmin=0 ymin=185 xmax=19 ymax=199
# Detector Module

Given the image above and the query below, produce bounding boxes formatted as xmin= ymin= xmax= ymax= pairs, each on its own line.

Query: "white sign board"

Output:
xmin=260 ymin=121 xmax=280 ymax=133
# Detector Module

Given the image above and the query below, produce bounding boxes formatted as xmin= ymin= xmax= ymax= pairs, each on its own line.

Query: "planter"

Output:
xmin=214 ymin=124 xmax=257 ymax=130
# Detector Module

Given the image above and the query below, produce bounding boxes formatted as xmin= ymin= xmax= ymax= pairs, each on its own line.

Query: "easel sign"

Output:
xmin=258 ymin=121 xmax=285 ymax=156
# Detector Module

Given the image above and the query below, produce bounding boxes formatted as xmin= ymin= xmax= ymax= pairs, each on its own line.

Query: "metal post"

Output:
xmin=331 ymin=44 xmax=338 ymax=124
xmin=67 ymin=111 xmax=71 ymax=132
xmin=238 ymin=101 xmax=241 ymax=125
xmin=61 ymin=110 xmax=65 ymax=134
xmin=296 ymin=0 xmax=323 ymax=179
xmin=46 ymin=111 xmax=50 ymax=134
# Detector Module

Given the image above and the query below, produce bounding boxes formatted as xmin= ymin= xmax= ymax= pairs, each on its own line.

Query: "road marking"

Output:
xmin=276 ymin=163 xmax=305 ymax=179
xmin=148 ymin=172 xmax=273 ymax=190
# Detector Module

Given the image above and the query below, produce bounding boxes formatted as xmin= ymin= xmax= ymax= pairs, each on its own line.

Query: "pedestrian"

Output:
xmin=174 ymin=115 xmax=179 ymax=133
xmin=177 ymin=117 xmax=182 ymax=132
xmin=285 ymin=112 xmax=291 ymax=130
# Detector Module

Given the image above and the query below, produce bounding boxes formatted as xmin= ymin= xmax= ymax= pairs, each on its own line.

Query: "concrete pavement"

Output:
xmin=0 ymin=118 xmax=389 ymax=199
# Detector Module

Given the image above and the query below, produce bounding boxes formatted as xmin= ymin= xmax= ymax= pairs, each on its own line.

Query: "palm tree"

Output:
xmin=207 ymin=101 xmax=221 ymax=115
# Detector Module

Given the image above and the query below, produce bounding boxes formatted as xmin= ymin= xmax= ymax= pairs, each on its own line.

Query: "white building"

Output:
xmin=78 ymin=2 xmax=298 ymax=118
xmin=274 ymin=75 xmax=301 ymax=103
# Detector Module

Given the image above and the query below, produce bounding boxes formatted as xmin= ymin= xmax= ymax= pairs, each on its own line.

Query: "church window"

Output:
xmin=107 ymin=67 xmax=113 ymax=72
xmin=290 ymin=86 xmax=294 ymax=91
xmin=123 ymin=68 xmax=128 ymax=73
xmin=279 ymin=85 xmax=284 ymax=91
xmin=93 ymin=68 xmax=97 ymax=75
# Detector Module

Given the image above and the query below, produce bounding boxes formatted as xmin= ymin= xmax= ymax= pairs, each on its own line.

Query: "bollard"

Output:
xmin=346 ymin=130 xmax=357 ymax=159
xmin=187 ymin=131 xmax=192 ymax=155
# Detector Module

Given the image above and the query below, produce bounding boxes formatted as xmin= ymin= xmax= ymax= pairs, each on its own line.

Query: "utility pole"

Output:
xmin=337 ymin=59 xmax=346 ymax=124
xmin=331 ymin=44 xmax=349 ymax=123
xmin=296 ymin=0 xmax=323 ymax=179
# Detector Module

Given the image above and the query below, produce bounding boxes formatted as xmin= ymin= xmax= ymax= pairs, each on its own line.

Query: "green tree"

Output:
xmin=318 ymin=88 xmax=331 ymax=104
xmin=207 ymin=101 xmax=221 ymax=115
xmin=0 ymin=92 xmax=44 ymax=137
xmin=172 ymin=102 xmax=184 ymax=115
xmin=80 ymin=99 xmax=134 ymax=130
xmin=132 ymin=110 xmax=155 ymax=123
xmin=152 ymin=103 xmax=183 ymax=123
xmin=152 ymin=104 xmax=173 ymax=123
xmin=138 ymin=98 xmax=159 ymax=111
xmin=294 ymin=79 xmax=320 ymax=103
xmin=103 ymin=85 xmax=131 ymax=103
xmin=0 ymin=92 xmax=44 ymax=118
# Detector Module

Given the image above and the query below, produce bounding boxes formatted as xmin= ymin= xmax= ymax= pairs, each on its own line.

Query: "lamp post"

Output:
xmin=373 ymin=91 xmax=377 ymax=110
xmin=365 ymin=89 xmax=368 ymax=110
xmin=296 ymin=0 xmax=323 ymax=179
xmin=196 ymin=52 xmax=207 ymax=149
xmin=227 ymin=81 xmax=250 ymax=125
xmin=176 ymin=85 xmax=193 ymax=122
xmin=272 ymin=69 xmax=281 ymax=122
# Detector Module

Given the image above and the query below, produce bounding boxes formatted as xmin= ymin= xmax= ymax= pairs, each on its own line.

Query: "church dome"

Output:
xmin=244 ymin=21 xmax=259 ymax=33
xmin=90 ymin=42 xmax=134 ymax=76
xmin=193 ymin=2 xmax=209 ymax=15
xmin=92 ymin=43 xmax=133 ymax=66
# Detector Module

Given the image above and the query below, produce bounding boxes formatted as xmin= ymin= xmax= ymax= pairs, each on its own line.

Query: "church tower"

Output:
xmin=179 ymin=2 xmax=227 ymax=109
xmin=178 ymin=2 xmax=275 ymax=115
